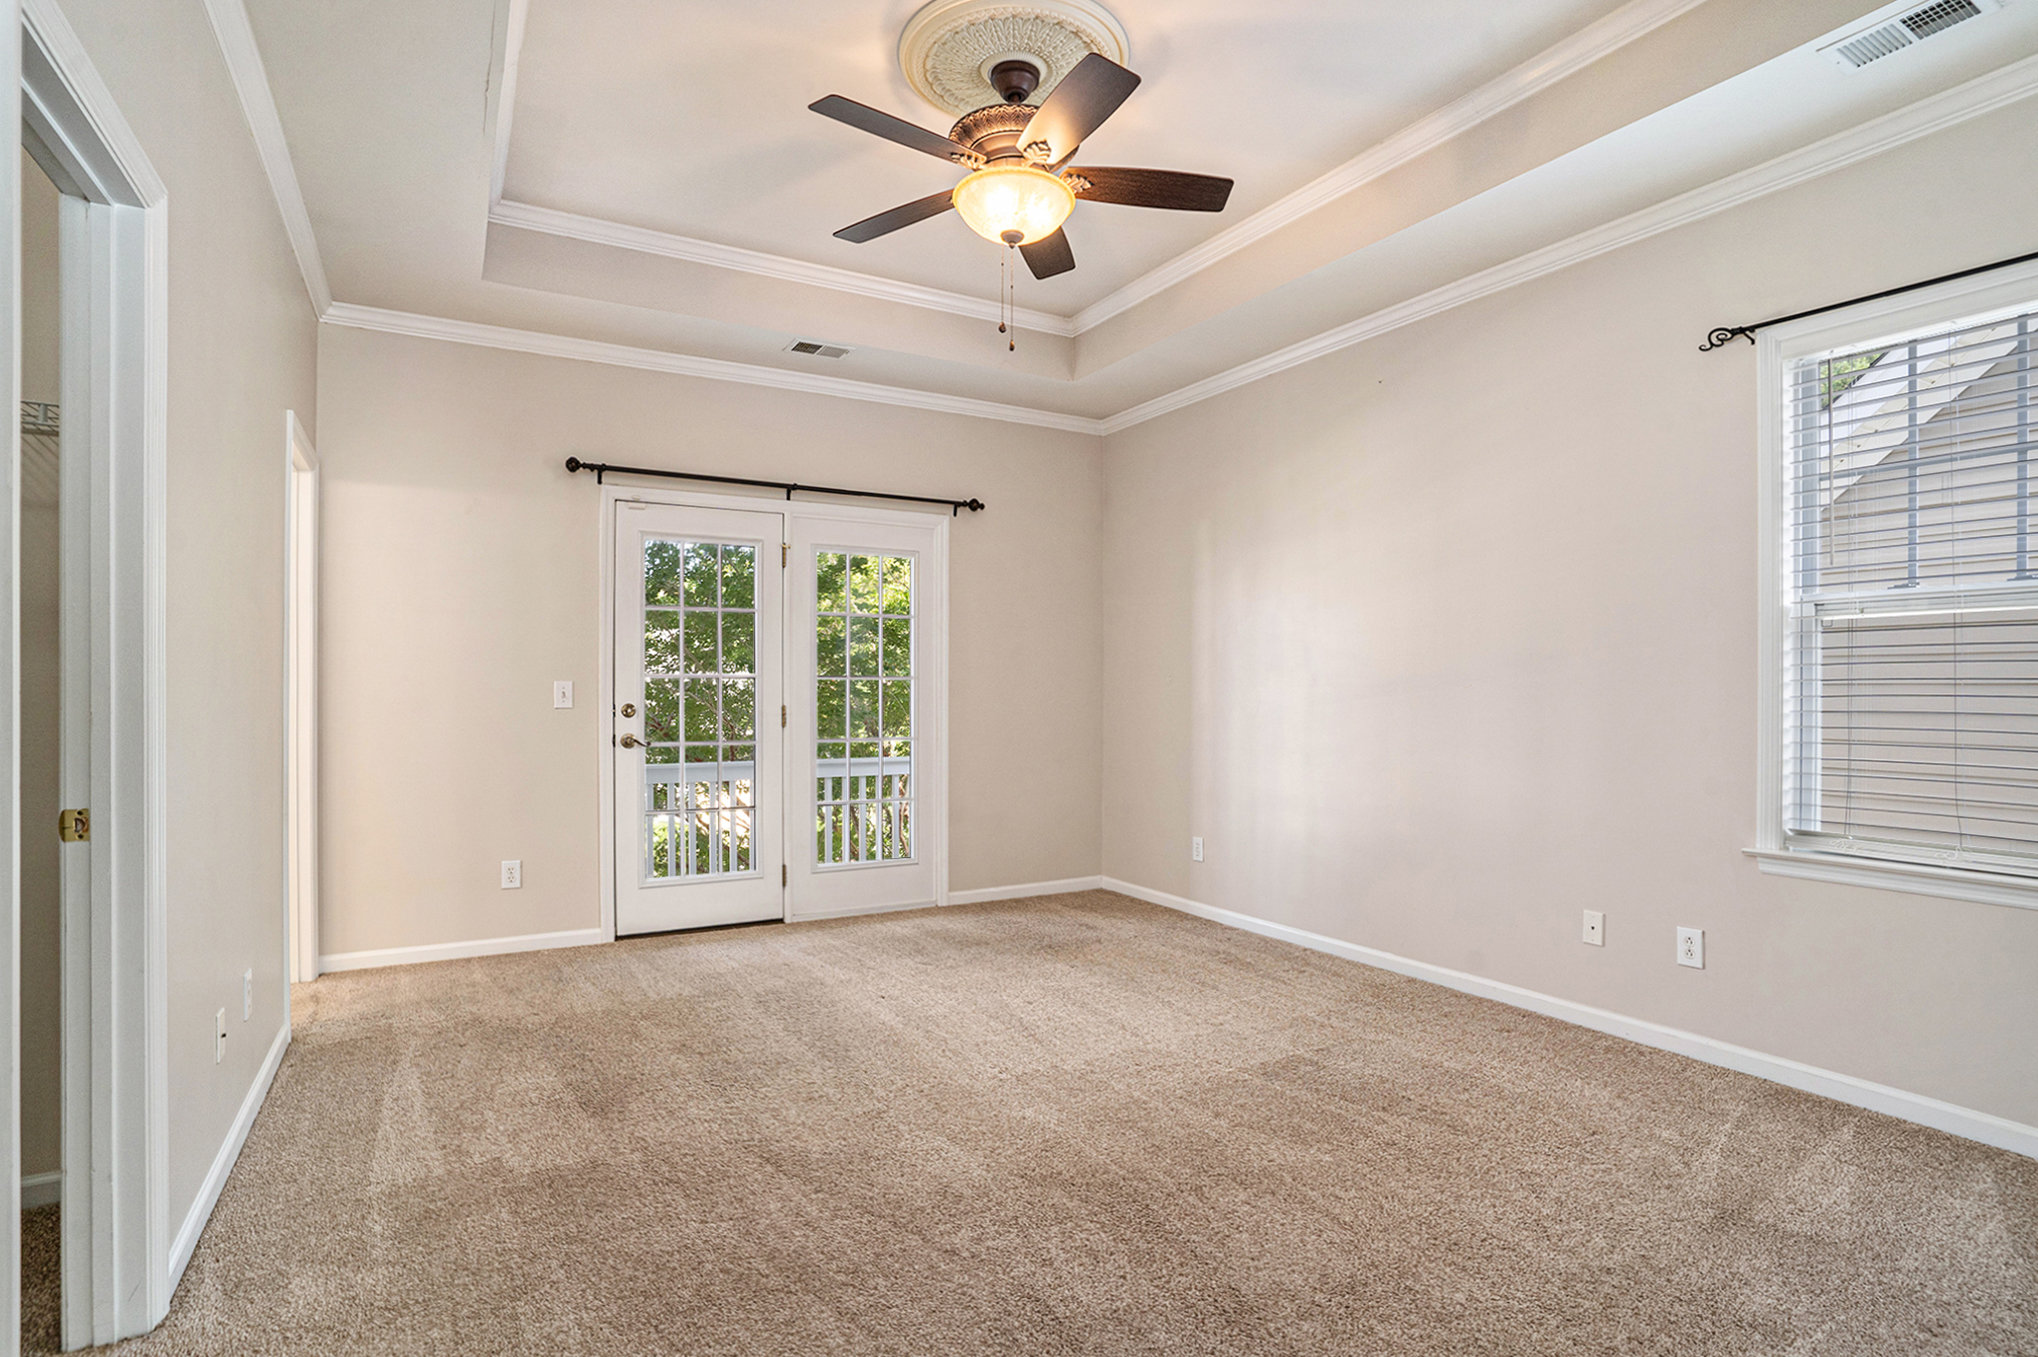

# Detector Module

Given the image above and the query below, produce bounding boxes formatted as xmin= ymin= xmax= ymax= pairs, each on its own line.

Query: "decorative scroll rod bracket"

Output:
xmin=1700 ymin=247 xmax=2038 ymax=354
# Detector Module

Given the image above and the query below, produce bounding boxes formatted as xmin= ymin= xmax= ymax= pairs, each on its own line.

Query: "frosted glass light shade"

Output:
xmin=951 ymin=165 xmax=1075 ymax=246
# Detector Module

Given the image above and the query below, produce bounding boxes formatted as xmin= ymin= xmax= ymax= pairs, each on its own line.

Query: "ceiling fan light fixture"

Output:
xmin=951 ymin=164 xmax=1074 ymax=247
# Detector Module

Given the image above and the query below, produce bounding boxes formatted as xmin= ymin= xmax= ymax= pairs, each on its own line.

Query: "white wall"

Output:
xmin=1100 ymin=96 xmax=2038 ymax=1130
xmin=54 ymin=0 xmax=318 ymax=1226
xmin=313 ymin=325 xmax=1102 ymax=958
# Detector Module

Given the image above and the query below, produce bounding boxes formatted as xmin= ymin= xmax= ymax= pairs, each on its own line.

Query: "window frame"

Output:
xmin=1753 ymin=256 xmax=2038 ymax=911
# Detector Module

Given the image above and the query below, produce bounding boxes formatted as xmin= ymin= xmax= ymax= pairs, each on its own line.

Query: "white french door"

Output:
xmin=786 ymin=513 xmax=944 ymax=917
xmin=612 ymin=502 xmax=785 ymax=933
xmin=609 ymin=495 xmax=945 ymax=933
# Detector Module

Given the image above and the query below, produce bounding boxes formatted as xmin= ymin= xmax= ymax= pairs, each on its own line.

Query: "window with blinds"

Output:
xmin=1785 ymin=302 xmax=2038 ymax=873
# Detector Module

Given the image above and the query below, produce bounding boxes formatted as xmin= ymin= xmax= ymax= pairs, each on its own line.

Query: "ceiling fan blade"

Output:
xmin=834 ymin=190 xmax=957 ymax=244
xmin=1068 ymin=166 xmax=1233 ymax=212
xmin=1019 ymin=54 xmax=1140 ymax=165
xmin=1019 ymin=228 xmax=1075 ymax=280
xmin=810 ymin=95 xmax=975 ymax=164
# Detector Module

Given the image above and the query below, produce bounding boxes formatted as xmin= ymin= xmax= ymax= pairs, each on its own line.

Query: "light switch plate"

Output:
xmin=242 ymin=968 xmax=252 ymax=1021
xmin=553 ymin=681 xmax=573 ymax=709
xmin=1582 ymin=910 xmax=1604 ymax=946
xmin=215 ymin=1008 xmax=226 ymax=1063
xmin=1677 ymin=926 xmax=1704 ymax=969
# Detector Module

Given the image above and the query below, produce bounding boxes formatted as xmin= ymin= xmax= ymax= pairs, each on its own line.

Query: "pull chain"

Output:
xmin=998 ymin=230 xmax=1021 ymax=354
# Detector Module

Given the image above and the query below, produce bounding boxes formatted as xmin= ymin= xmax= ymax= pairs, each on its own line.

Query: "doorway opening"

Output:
xmin=18 ymin=143 xmax=62 ymax=1357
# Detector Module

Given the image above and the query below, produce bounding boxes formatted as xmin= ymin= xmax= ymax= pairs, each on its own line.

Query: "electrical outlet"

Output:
xmin=1191 ymin=836 xmax=1204 ymax=862
xmin=242 ymin=968 xmax=252 ymax=1021
xmin=502 ymin=860 xmax=522 ymax=889
xmin=1677 ymin=926 xmax=1704 ymax=969
xmin=1582 ymin=910 xmax=1605 ymax=946
xmin=215 ymin=1008 xmax=227 ymax=1063
xmin=553 ymin=680 xmax=573 ymax=709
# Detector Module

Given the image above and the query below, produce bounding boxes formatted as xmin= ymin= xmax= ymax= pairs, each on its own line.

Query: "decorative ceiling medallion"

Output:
xmin=898 ymin=0 xmax=1130 ymax=117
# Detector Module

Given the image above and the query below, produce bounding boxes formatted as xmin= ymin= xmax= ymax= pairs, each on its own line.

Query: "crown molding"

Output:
xmin=489 ymin=199 xmax=1080 ymax=338
xmin=1070 ymin=0 xmax=1714 ymax=334
xmin=1097 ymin=47 xmax=2038 ymax=435
xmin=319 ymin=302 xmax=1108 ymax=435
xmin=198 ymin=0 xmax=332 ymax=315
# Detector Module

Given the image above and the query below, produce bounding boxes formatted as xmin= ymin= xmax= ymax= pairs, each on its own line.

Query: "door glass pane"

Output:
xmin=642 ymin=539 xmax=757 ymax=880
xmin=815 ymin=550 xmax=913 ymax=864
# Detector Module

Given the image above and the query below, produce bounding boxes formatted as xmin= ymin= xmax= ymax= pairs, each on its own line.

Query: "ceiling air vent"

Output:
xmin=1820 ymin=0 xmax=1998 ymax=69
xmin=785 ymin=339 xmax=852 ymax=359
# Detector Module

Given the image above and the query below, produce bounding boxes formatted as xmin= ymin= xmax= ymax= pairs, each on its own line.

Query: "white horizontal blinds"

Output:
xmin=1786 ymin=305 xmax=2038 ymax=869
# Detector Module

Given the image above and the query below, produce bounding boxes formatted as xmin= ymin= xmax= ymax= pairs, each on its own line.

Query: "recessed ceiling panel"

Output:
xmin=500 ymin=0 xmax=1635 ymax=311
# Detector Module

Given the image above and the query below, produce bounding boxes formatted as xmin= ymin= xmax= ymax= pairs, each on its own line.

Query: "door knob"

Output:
xmin=619 ymin=733 xmax=646 ymax=749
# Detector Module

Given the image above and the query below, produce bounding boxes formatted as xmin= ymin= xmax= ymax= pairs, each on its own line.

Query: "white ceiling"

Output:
xmin=237 ymin=0 xmax=2038 ymax=427
xmin=500 ymin=0 xmax=1633 ymax=309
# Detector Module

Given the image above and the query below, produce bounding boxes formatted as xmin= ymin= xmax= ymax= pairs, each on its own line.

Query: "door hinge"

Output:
xmin=782 ymin=864 xmax=788 ymax=887
xmin=782 ymin=704 xmax=787 ymax=728
xmin=58 ymin=808 xmax=90 ymax=842
xmin=782 ymin=543 xmax=789 ymax=567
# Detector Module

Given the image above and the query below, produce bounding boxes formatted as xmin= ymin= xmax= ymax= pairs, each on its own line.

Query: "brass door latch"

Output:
xmin=58 ymin=808 xmax=90 ymax=842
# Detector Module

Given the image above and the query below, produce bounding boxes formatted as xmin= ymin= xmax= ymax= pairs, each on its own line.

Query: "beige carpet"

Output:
xmin=31 ymin=892 xmax=2038 ymax=1355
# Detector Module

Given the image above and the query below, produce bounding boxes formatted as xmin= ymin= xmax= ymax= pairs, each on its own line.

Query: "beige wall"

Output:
xmin=313 ymin=325 xmax=1102 ymax=957
xmin=58 ymin=0 xmax=319 ymax=1225
xmin=19 ymin=149 xmax=61 ymax=1179
xmin=1101 ymin=96 xmax=2038 ymax=1129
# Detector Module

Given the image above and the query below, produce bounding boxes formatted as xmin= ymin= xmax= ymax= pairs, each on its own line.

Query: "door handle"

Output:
xmin=618 ymin=733 xmax=646 ymax=750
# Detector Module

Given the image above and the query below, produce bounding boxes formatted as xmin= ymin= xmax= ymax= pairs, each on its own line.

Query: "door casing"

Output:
xmin=285 ymin=413 xmax=318 ymax=981
xmin=22 ymin=0 xmax=175 ymax=1343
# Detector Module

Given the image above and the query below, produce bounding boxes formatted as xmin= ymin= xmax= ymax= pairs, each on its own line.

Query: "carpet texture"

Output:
xmin=32 ymin=892 xmax=2038 ymax=1355
xmin=22 ymin=1205 xmax=57 ymax=1354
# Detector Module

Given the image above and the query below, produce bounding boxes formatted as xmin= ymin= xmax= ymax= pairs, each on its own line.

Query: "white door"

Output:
xmin=613 ymin=502 xmax=785 ymax=933
xmin=787 ymin=513 xmax=945 ymax=917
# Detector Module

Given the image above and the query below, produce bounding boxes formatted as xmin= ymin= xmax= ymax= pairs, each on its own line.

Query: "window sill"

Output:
xmin=1745 ymin=848 xmax=2038 ymax=912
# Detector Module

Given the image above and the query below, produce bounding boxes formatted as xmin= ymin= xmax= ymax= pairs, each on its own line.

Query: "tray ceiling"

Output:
xmin=236 ymin=0 xmax=2038 ymax=426
xmin=499 ymin=0 xmax=1633 ymax=311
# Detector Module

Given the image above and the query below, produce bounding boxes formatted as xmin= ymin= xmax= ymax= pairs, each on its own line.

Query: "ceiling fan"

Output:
xmin=808 ymin=53 xmax=1233 ymax=283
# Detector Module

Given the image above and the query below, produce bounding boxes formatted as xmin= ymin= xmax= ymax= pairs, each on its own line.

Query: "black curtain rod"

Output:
xmin=564 ymin=457 xmax=985 ymax=515
xmin=1700 ymin=247 xmax=2038 ymax=352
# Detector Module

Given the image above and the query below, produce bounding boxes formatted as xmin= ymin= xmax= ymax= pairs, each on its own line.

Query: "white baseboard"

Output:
xmin=1101 ymin=876 xmax=2038 ymax=1161
xmin=21 ymin=1171 xmax=60 ymax=1209
xmin=169 ymin=1021 xmax=290 ymax=1295
xmin=317 ymin=927 xmax=605 ymax=974
xmin=946 ymin=875 xmax=1104 ymax=906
